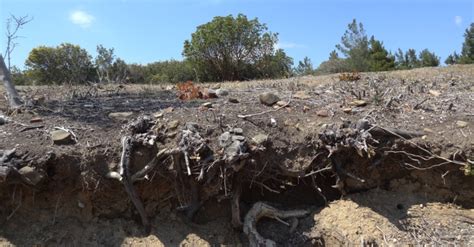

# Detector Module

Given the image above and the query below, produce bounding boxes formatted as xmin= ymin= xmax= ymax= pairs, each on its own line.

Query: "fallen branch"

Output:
xmin=243 ymin=202 xmax=309 ymax=247
xmin=238 ymin=94 xmax=292 ymax=119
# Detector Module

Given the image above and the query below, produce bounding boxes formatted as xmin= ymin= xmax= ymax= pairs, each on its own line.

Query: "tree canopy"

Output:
xmin=183 ymin=14 xmax=291 ymax=82
xmin=25 ymin=43 xmax=95 ymax=84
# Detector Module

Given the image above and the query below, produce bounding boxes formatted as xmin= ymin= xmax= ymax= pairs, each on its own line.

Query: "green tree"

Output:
xmin=315 ymin=50 xmax=349 ymax=75
xmin=445 ymin=52 xmax=460 ymax=65
xmin=183 ymin=14 xmax=279 ymax=82
xmin=395 ymin=49 xmax=408 ymax=69
xmin=419 ymin=49 xmax=440 ymax=67
xmin=256 ymin=49 xmax=293 ymax=79
xmin=25 ymin=43 xmax=95 ymax=84
xmin=459 ymin=23 xmax=474 ymax=64
xmin=406 ymin=49 xmax=420 ymax=69
xmin=336 ymin=19 xmax=370 ymax=71
xmin=368 ymin=36 xmax=395 ymax=71
xmin=294 ymin=56 xmax=314 ymax=76
xmin=95 ymin=45 xmax=130 ymax=83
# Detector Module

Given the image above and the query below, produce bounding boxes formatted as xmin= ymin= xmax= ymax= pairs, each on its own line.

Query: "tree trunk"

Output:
xmin=0 ymin=54 xmax=22 ymax=109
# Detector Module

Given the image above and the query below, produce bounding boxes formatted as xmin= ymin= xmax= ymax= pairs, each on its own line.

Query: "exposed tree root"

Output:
xmin=243 ymin=202 xmax=309 ymax=247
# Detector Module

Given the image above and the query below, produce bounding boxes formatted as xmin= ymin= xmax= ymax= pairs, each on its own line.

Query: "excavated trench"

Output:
xmin=1 ymin=115 xmax=472 ymax=246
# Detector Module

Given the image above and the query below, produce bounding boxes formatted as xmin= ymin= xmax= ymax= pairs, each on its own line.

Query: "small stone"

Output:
xmin=423 ymin=128 xmax=434 ymax=133
xmin=168 ymin=120 xmax=180 ymax=130
xmin=316 ymin=110 xmax=329 ymax=117
xmin=30 ymin=117 xmax=43 ymax=123
xmin=202 ymin=102 xmax=213 ymax=108
xmin=232 ymin=135 xmax=245 ymax=141
xmin=259 ymin=92 xmax=280 ymax=106
xmin=108 ymin=112 xmax=133 ymax=120
xmin=228 ymin=98 xmax=239 ymax=103
xmin=252 ymin=134 xmax=268 ymax=145
xmin=456 ymin=121 xmax=468 ymax=128
xmin=294 ymin=91 xmax=311 ymax=100
xmin=350 ymin=100 xmax=367 ymax=107
xmin=276 ymin=101 xmax=288 ymax=107
xmin=153 ymin=112 xmax=164 ymax=118
xmin=51 ymin=129 xmax=74 ymax=145
xmin=18 ymin=166 xmax=44 ymax=185
xmin=0 ymin=115 xmax=7 ymax=125
xmin=303 ymin=106 xmax=310 ymax=112
xmin=216 ymin=89 xmax=229 ymax=97
xmin=231 ymin=128 xmax=243 ymax=135
xmin=342 ymin=108 xmax=352 ymax=113
xmin=83 ymin=104 xmax=94 ymax=108
xmin=429 ymin=90 xmax=441 ymax=97
xmin=270 ymin=118 xmax=277 ymax=127
xmin=163 ymin=107 xmax=174 ymax=113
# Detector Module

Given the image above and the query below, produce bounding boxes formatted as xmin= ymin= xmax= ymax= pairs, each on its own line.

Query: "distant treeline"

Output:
xmin=11 ymin=16 xmax=474 ymax=85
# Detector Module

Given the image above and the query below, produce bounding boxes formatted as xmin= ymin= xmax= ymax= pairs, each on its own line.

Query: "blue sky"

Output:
xmin=1 ymin=0 xmax=473 ymax=69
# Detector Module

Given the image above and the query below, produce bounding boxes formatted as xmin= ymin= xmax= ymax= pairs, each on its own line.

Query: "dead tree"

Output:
xmin=4 ymin=15 xmax=33 ymax=71
xmin=0 ymin=55 xmax=22 ymax=109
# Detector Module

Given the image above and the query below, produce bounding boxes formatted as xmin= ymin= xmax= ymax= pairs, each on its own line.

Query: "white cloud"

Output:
xmin=275 ymin=42 xmax=306 ymax=49
xmin=454 ymin=16 xmax=463 ymax=26
xmin=69 ymin=10 xmax=95 ymax=28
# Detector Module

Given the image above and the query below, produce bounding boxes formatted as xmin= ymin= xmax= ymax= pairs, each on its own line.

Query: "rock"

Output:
xmin=219 ymin=132 xmax=232 ymax=147
xmin=231 ymin=128 xmax=243 ymax=135
xmin=252 ymin=134 xmax=268 ymax=145
xmin=18 ymin=166 xmax=44 ymax=185
xmin=350 ymin=100 xmax=367 ymax=107
xmin=316 ymin=110 xmax=329 ymax=117
xmin=294 ymin=91 xmax=311 ymax=100
xmin=153 ymin=112 xmax=164 ymax=118
xmin=202 ymin=102 xmax=213 ymax=108
xmin=303 ymin=106 xmax=310 ymax=112
xmin=277 ymin=101 xmax=289 ymax=107
xmin=108 ymin=112 xmax=133 ymax=120
xmin=232 ymin=135 xmax=245 ymax=141
xmin=168 ymin=120 xmax=180 ymax=130
xmin=163 ymin=107 xmax=174 ymax=113
xmin=429 ymin=90 xmax=441 ymax=97
xmin=51 ymin=129 xmax=74 ymax=145
xmin=259 ymin=92 xmax=280 ymax=106
xmin=456 ymin=121 xmax=468 ymax=128
xmin=30 ymin=117 xmax=43 ymax=123
xmin=342 ymin=108 xmax=352 ymax=113
xmin=0 ymin=115 xmax=8 ymax=125
xmin=270 ymin=118 xmax=277 ymax=127
xmin=216 ymin=89 xmax=229 ymax=97
xmin=423 ymin=128 xmax=434 ymax=133
xmin=228 ymin=98 xmax=239 ymax=103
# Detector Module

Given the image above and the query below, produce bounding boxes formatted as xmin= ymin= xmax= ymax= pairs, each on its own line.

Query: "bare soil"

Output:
xmin=0 ymin=65 xmax=473 ymax=246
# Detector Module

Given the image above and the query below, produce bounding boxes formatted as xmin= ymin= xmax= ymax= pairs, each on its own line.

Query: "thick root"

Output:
xmin=243 ymin=202 xmax=309 ymax=247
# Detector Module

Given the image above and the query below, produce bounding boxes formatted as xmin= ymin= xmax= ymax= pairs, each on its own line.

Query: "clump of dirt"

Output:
xmin=0 ymin=65 xmax=473 ymax=246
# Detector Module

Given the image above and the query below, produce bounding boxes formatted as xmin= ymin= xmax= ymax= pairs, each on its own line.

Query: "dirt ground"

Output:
xmin=0 ymin=65 xmax=473 ymax=246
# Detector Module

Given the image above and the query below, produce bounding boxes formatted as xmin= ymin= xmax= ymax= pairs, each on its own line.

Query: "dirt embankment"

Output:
xmin=0 ymin=65 xmax=473 ymax=246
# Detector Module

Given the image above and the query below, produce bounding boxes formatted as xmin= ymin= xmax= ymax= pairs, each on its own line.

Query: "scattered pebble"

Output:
xmin=51 ymin=129 xmax=74 ymax=145
xmin=429 ymin=90 xmax=441 ymax=97
xmin=294 ymin=91 xmax=311 ymax=100
xmin=168 ymin=120 xmax=180 ymax=130
xmin=342 ymin=108 xmax=352 ymax=113
xmin=30 ymin=117 xmax=43 ymax=123
xmin=259 ymin=92 xmax=280 ymax=106
xmin=108 ymin=112 xmax=133 ymax=120
xmin=228 ymin=98 xmax=239 ymax=103
xmin=216 ymin=88 xmax=229 ymax=97
xmin=316 ymin=109 xmax=329 ymax=117
xmin=252 ymin=133 xmax=268 ymax=145
xmin=202 ymin=102 xmax=213 ymax=108
xmin=456 ymin=121 xmax=468 ymax=128
xmin=350 ymin=100 xmax=367 ymax=107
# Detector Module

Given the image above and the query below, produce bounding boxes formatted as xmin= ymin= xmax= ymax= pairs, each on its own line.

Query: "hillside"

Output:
xmin=0 ymin=65 xmax=473 ymax=246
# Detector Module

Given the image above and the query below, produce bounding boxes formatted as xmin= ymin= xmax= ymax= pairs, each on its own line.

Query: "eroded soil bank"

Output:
xmin=0 ymin=65 xmax=473 ymax=246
